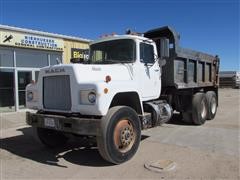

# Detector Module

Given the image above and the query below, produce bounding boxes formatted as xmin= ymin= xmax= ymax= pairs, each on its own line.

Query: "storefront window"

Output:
xmin=16 ymin=49 xmax=49 ymax=68
xmin=50 ymin=53 xmax=62 ymax=65
xmin=0 ymin=49 xmax=14 ymax=67
xmin=0 ymin=69 xmax=15 ymax=112
xmin=0 ymin=46 xmax=63 ymax=112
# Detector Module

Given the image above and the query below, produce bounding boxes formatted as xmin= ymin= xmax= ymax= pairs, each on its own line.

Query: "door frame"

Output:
xmin=0 ymin=67 xmax=15 ymax=112
xmin=15 ymin=68 xmax=40 ymax=111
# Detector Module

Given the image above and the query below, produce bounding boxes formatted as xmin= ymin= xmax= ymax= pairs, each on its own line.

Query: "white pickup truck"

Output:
xmin=26 ymin=26 xmax=220 ymax=164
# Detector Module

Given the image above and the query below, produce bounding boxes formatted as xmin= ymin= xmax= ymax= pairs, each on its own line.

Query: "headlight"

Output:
xmin=27 ymin=91 xmax=34 ymax=101
xmin=88 ymin=92 xmax=96 ymax=103
xmin=80 ymin=90 xmax=96 ymax=105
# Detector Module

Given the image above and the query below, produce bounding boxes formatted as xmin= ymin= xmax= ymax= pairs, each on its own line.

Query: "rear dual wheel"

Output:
xmin=192 ymin=93 xmax=208 ymax=125
xmin=97 ymin=106 xmax=141 ymax=164
xmin=206 ymin=91 xmax=217 ymax=120
xmin=182 ymin=91 xmax=218 ymax=125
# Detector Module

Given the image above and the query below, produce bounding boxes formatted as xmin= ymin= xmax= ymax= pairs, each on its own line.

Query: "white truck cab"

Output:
xmin=27 ymin=35 xmax=162 ymax=116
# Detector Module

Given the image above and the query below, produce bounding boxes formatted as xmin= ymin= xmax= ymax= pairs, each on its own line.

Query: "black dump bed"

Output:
xmin=144 ymin=26 xmax=220 ymax=89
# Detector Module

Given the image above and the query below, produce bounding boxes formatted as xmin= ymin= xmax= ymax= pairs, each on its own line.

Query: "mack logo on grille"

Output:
xmin=45 ymin=68 xmax=65 ymax=74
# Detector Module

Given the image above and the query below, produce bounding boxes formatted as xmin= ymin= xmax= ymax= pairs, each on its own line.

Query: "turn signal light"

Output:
xmin=104 ymin=88 xmax=109 ymax=94
xmin=105 ymin=75 xmax=111 ymax=83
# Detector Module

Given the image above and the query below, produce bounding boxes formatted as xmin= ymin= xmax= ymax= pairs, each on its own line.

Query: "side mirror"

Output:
xmin=159 ymin=59 xmax=166 ymax=67
xmin=159 ymin=38 xmax=170 ymax=59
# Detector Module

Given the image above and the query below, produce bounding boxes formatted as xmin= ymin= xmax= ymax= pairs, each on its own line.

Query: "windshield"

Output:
xmin=89 ymin=39 xmax=136 ymax=64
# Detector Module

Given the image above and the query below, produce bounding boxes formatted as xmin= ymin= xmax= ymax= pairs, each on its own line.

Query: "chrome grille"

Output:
xmin=43 ymin=75 xmax=71 ymax=110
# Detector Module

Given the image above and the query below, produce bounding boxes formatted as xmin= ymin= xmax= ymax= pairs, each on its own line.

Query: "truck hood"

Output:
xmin=42 ymin=63 xmax=134 ymax=83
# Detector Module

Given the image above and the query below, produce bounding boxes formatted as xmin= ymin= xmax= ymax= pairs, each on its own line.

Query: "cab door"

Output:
xmin=139 ymin=42 xmax=161 ymax=99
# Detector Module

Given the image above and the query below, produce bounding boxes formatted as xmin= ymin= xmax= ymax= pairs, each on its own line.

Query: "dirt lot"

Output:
xmin=0 ymin=88 xmax=239 ymax=179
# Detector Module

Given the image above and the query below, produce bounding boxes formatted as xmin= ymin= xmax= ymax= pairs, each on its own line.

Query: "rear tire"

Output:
xmin=192 ymin=93 xmax=208 ymax=125
xmin=37 ymin=128 xmax=68 ymax=148
xmin=182 ymin=112 xmax=192 ymax=123
xmin=206 ymin=91 xmax=217 ymax=120
xmin=97 ymin=106 xmax=141 ymax=164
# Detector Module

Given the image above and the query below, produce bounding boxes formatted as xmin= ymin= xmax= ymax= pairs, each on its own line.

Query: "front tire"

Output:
xmin=37 ymin=128 xmax=68 ymax=148
xmin=97 ymin=106 xmax=141 ymax=164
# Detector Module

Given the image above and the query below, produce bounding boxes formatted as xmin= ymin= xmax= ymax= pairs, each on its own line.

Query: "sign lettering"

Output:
xmin=0 ymin=30 xmax=64 ymax=51
xmin=71 ymin=48 xmax=89 ymax=60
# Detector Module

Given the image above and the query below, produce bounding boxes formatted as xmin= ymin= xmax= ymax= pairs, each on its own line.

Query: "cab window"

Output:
xmin=140 ymin=43 xmax=154 ymax=64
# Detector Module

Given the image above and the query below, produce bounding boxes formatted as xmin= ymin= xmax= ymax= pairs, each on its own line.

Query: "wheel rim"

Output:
xmin=211 ymin=97 xmax=217 ymax=114
xmin=201 ymin=100 xmax=207 ymax=119
xmin=113 ymin=119 xmax=135 ymax=153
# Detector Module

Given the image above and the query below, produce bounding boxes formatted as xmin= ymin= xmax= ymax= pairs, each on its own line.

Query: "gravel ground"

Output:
xmin=0 ymin=88 xmax=239 ymax=179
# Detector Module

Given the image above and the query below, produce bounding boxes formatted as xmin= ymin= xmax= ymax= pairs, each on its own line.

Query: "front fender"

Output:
xmin=95 ymin=81 xmax=142 ymax=115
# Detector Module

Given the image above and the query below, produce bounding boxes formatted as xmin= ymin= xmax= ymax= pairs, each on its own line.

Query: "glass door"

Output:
xmin=18 ymin=71 xmax=32 ymax=109
xmin=0 ymin=69 xmax=15 ymax=112
xmin=34 ymin=70 xmax=40 ymax=82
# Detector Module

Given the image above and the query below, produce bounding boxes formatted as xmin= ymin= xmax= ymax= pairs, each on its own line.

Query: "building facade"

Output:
xmin=0 ymin=25 xmax=90 ymax=112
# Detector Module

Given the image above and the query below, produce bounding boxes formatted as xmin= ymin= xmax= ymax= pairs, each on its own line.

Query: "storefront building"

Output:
xmin=0 ymin=25 xmax=90 ymax=112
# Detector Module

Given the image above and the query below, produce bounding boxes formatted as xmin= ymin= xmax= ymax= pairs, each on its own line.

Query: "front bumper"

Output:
xmin=26 ymin=112 xmax=101 ymax=136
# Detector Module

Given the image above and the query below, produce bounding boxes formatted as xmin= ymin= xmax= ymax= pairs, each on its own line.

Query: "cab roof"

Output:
xmin=90 ymin=34 xmax=153 ymax=45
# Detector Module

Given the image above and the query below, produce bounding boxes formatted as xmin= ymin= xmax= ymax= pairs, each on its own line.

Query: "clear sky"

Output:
xmin=0 ymin=0 xmax=239 ymax=71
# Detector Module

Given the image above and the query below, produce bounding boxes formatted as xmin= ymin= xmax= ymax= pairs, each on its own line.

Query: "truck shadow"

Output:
xmin=1 ymin=127 xmax=149 ymax=168
xmin=167 ymin=113 xmax=194 ymax=126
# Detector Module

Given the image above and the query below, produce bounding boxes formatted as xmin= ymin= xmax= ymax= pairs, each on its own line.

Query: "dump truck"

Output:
xmin=26 ymin=26 xmax=220 ymax=164
xmin=219 ymin=71 xmax=240 ymax=88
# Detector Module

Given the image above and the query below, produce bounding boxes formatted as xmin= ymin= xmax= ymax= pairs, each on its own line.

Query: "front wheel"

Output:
xmin=97 ymin=106 xmax=141 ymax=164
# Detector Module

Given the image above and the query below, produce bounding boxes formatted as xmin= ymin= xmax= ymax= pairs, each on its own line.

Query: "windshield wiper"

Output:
xmin=104 ymin=59 xmax=133 ymax=64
